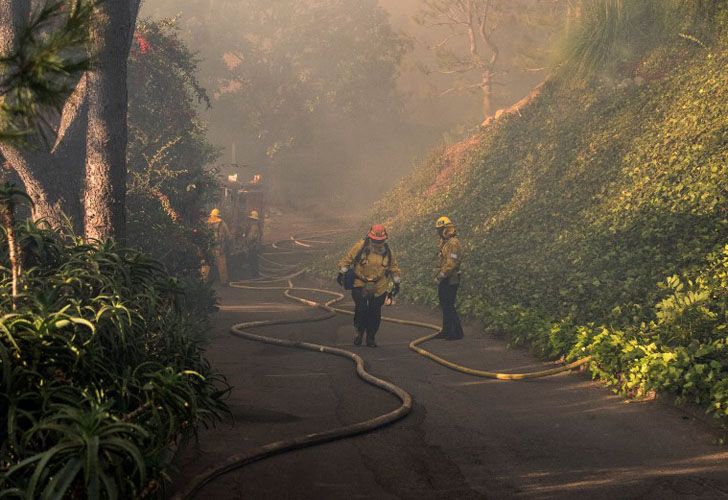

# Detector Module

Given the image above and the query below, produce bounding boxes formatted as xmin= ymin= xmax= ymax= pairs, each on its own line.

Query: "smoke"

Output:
xmin=140 ymin=0 xmax=559 ymax=215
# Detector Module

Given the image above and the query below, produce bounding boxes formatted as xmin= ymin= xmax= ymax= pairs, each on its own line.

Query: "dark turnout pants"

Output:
xmin=438 ymin=278 xmax=463 ymax=339
xmin=248 ymin=244 xmax=260 ymax=278
xmin=352 ymin=287 xmax=387 ymax=338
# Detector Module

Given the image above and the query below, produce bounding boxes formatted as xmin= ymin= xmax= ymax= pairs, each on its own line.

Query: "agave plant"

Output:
xmin=0 ymin=219 xmax=229 ymax=497
xmin=5 ymin=403 xmax=148 ymax=499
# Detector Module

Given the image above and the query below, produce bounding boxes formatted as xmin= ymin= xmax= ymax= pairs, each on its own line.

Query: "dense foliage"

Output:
xmin=317 ymin=15 xmax=728 ymax=421
xmin=126 ymin=18 xmax=220 ymax=288
xmin=0 ymin=221 xmax=228 ymax=498
xmin=0 ymin=14 xmax=228 ymax=497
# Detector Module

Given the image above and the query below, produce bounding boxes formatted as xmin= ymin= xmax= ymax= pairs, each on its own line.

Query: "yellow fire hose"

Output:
xmin=173 ymin=235 xmax=591 ymax=498
xmin=233 ymin=280 xmax=592 ymax=380
xmin=172 ymin=279 xmax=413 ymax=500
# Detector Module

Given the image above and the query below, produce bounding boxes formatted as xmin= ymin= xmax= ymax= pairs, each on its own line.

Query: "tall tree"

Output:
xmin=84 ymin=0 xmax=140 ymax=241
xmin=416 ymin=0 xmax=561 ymax=121
xmin=0 ymin=0 xmax=141 ymax=240
xmin=0 ymin=1 xmax=87 ymax=226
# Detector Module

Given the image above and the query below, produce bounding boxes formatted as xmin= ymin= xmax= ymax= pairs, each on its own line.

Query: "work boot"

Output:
xmin=365 ymin=333 xmax=377 ymax=347
xmin=353 ymin=330 xmax=364 ymax=346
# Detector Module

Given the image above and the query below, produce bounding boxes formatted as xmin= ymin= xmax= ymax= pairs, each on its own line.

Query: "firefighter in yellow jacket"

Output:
xmin=207 ymin=208 xmax=231 ymax=284
xmin=434 ymin=216 xmax=464 ymax=340
xmin=337 ymin=224 xmax=401 ymax=347
xmin=244 ymin=210 xmax=262 ymax=278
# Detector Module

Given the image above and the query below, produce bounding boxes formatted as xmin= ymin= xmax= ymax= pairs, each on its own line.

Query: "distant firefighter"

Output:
xmin=207 ymin=208 xmax=231 ymax=284
xmin=434 ymin=216 xmax=464 ymax=340
xmin=244 ymin=210 xmax=262 ymax=278
xmin=337 ymin=224 xmax=401 ymax=347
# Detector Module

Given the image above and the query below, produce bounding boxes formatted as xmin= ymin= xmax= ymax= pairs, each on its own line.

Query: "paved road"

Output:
xmin=173 ymin=277 xmax=728 ymax=499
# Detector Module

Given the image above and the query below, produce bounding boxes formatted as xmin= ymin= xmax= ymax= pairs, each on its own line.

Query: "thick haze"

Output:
xmin=140 ymin=0 xmax=560 ymax=213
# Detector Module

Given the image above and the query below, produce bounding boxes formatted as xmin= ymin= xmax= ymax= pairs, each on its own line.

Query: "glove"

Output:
xmin=391 ymin=283 xmax=400 ymax=297
xmin=434 ymin=272 xmax=445 ymax=285
xmin=336 ymin=272 xmax=344 ymax=287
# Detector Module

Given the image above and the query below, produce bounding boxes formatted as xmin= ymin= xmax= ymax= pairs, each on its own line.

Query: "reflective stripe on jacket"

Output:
xmin=439 ymin=235 xmax=462 ymax=284
xmin=338 ymin=239 xmax=401 ymax=296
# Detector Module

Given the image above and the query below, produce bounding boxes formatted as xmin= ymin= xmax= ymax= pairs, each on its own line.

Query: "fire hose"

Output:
xmin=172 ymin=233 xmax=590 ymax=498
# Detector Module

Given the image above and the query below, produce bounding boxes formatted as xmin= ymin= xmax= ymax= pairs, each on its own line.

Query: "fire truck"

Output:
xmin=218 ymin=171 xmax=266 ymax=279
xmin=218 ymin=171 xmax=266 ymax=237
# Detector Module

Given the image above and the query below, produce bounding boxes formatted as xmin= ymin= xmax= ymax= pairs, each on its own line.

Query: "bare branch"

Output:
xmin=477 ymin=0 xmax=499 ymax=67
xmin=432 ymin=31 xmax=468 ymax=50
xmin=53 ymin=74 xmax=88 ymax=152
xmin=439 ymin=81 xmax=483 ymax=96
xmin=465 ymin=0 xmax=486 ymax=68
xmin=422 ymin=20 xmax=469 ymax=28
xmin=436 ymin=65 xmax=478 ymax=75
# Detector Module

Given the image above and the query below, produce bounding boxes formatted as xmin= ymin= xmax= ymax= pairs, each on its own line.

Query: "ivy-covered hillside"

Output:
xmin=317 ymin=20 xmax=728 ymax=421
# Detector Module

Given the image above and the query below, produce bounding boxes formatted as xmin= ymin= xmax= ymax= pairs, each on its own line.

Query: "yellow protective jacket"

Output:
xmin=338 ymin=239 xmax=401 ymax=297
xmin=245 ymin=223 xmax=261 ymax=247
xmin=438 ymin=233 xmax=463 ymax=285
xmin=209 ymin=219 xmax=231 ymax=252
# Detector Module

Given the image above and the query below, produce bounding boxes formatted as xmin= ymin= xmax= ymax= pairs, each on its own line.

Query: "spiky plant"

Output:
xmin=0 ymin=221 xmax=229 ymax=498
xmin=0 ymin=0 xmax=93 ymax=143
xmin=557 ymin=0 xmax=719 ymax=80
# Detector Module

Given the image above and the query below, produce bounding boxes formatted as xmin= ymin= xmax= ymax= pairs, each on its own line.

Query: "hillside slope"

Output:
xmin=318 ymin=29 xmax=728 ymax=421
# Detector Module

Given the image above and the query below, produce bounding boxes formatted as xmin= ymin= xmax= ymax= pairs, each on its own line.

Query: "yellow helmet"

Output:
xmin=249 ymin=210 xmax=260 ymax=220
xmin=210 ymin=208 xmax=220 ymax=218
xmin=435 ymin=216 xmax=453 ymax=229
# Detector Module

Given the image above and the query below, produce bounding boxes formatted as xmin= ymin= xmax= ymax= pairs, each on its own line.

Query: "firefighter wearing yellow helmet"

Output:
xmin=207 ymin=208 xmax=231 ymax=284
xmin=244 ymin=210 xmax=262 ymax=278
xmin=434 ymin=215 xmax=464 ymax=340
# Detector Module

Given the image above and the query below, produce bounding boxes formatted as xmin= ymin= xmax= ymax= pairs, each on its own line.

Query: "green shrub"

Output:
xmin=574 ymin=246 xmax=728 ymax=411
xmin=126 ymin=17 xmax=221 ymax=311
xmin=0 ymin=222 xmax=229 ymax=498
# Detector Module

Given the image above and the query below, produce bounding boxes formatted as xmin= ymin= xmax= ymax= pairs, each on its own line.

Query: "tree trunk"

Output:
xmin=2 ymin=0 xmax=142 ymax=237
xmin=481 ymin=70 xmax=493 ymax=120
xmin=0 ymin=0 xmax=84 ymax=231
xmin=84 ymin=0 xmax=140 ymax=242
xmin=0 ymin=145 xmax=83 ymax=227
xmin=0 ymin=196 xmax=19 ymax=308
xmin=0 ymin=0 xmax=27 ymax=55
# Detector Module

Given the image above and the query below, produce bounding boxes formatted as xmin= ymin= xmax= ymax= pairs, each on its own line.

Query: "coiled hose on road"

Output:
xmin=172 ymin=233 xmax=590 ymax=499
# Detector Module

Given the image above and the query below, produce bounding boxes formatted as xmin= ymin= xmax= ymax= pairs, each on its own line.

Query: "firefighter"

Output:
xmin=337 ymin=224 xmax=400 ymax=347
xmin=434 ymin=216 xmax=464 ymax=340
xmin=208 ymin=208 xmax=231 ymax=284
xmin=244 ymin=210 xmax=262 ymax=278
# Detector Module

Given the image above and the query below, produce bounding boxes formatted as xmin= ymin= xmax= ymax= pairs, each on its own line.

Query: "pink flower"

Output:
xmin=134 ymin=32 xmax=151 ymax=55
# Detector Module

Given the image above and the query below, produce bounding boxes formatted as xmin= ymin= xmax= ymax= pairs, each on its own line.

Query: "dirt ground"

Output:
xmin=172 ymin=213 xmax=728 ymax=499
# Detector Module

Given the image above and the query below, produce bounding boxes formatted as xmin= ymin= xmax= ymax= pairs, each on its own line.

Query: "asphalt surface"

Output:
xmin=172 ymin=240 xmax=728 ymax=499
